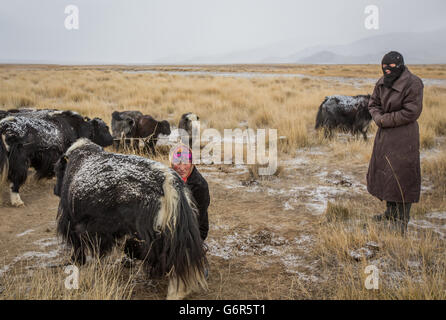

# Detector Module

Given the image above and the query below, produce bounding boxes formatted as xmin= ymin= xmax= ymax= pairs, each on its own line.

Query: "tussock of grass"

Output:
xmin=1 ymin=251 xmax=137 ymax=300
xmin=315 ymin=211 xmax=446 ymax=299
xmin=325 ymin=201 xmax=356 ymax=222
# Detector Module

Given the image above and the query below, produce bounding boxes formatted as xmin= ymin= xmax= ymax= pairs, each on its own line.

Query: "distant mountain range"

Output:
xmin=179 ymin=28 xmax=446 ymax=65
xmin=283 ymin=28 xmax=446 ymax=64
xmin=2 ymin=28 xmax=444 ymax=65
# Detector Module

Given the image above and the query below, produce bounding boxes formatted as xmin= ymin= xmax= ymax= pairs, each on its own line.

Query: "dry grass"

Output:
xmin=119 ymin=64 xmax=446 ymax=79
xmin=315 ymin=213 xmax=446 ymax=299
xmin=1 ymin=250 xmax=137 ymax=300
xmin=1 ymin=65 xmax=445 ymax=155
xmin=0 ymin=64 xmax=445 ymax=300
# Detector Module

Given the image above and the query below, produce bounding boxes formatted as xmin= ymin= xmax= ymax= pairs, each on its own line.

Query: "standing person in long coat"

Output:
xmin=367 ymin=51 xmax=424 ymax=234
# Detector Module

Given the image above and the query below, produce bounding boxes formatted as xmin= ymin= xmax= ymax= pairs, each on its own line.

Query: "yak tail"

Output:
xmin=151 ymin=170 xmax=207 ymax=292
xmin=0 ymin=134 xmax=9 ymax=185
xmin=315 ymin=97 xmax=328 ymax=130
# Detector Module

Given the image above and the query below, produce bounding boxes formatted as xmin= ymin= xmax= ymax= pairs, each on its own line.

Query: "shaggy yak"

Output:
xmin=134 ymin=115 xmax=171 ymax=155
xmin=54 ymin=138 xmax=207 ymax=299
xmin=111 ymin=111 xmax=171 ymax=155
xmin=0 ymin=110 xmax=113 ymax=206
xmin=178 ymin=112 xmax=199 ymax=147
xmin=110 ymin=110 xmax=143 ymax=150
xmin=315 ymin=95 xmax=372 ymax=140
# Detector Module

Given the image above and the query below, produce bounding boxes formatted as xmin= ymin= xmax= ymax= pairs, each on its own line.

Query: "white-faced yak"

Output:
xmin=54 ymin=138 xmax=207 ymax=300
xmin=315 ymin=95 xmax=372 ymax=140
xmin=0 ymin=110 xmax=113 ymax=206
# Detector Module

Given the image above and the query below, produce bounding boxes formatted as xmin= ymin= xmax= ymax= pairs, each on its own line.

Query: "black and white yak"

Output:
xmin=178 ymin=112 xmax=199 ymax=147
xmin=315 ymin=95 xmax=372 ymax=140
xmin=0 ymin=110 xmax=113 ymax=206
xmin=53 ymin=138 xmax=207 ymax=299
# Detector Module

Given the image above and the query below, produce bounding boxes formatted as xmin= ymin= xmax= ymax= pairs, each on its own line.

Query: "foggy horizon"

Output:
xmin=1 ymin=0 xmax=446 ymax=64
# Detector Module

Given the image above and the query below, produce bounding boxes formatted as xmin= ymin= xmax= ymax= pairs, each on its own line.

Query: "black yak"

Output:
xmin=315 ymin=95 xmax=372 ymax=140
xmin=178 ymin=112 xmax=199 ymax=147
xmin=54 ymin=138 xmax=207 ymax=299
xmin=134 ymin=115 xmax=171 ymax=155
xmin=111 ymin=111 xmax=171 ymax=155
xmin=110 ymin=110 xmax=142 ymax=150
xmin=0 ymin=110 xmax=113 ymax=206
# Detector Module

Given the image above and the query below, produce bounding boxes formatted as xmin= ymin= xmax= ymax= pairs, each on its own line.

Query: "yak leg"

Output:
xmin=124 ymin=237 xmax=148 ymax=261
xmin=69 ymin=233 xmax=87 ymax=266
xmin=70 ymin=231 xmax=114 ymax=265
xmin=167 ymin=275 xmax=191 ymax=300
xmin=362 ymin=130 xmax=368 ymax=141
xmin=144 ymin=139 xmax=156 ymax=156
xmin=113 ymin=139 xmax=120 ymax=151
xmin=8 ymin=149 xmax=29 ymax=207
xmin=10 ymin=183 xmax=24 ymax=207
xmin=132 ymin=138 xmax=139 ymax=153
xmin=324 ymin=127 xmax=333 ymax=140
xmin=149 ymin=140 xmax=156 ymax=155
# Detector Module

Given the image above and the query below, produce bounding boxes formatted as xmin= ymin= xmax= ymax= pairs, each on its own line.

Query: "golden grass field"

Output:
xmin=0 ymin=64 xmax=445 ymax=299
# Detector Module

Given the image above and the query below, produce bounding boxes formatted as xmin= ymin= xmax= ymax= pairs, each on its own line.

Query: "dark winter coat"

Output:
xmin=367 ymin=67 xmax=424 ymax=203
xmin=186 ymin=166 xmax=210 ymax=241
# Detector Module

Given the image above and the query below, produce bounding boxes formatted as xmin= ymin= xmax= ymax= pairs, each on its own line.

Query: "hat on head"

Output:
xmin=170 ymin=144 xmax=193 ymax=165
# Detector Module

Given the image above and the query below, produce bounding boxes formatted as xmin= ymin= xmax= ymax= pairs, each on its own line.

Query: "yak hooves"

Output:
xmin=10 ymin=194 xmax=25 ymax=207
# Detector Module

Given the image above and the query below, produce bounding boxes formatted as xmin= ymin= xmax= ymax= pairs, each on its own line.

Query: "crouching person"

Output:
xmin=170 ymin=144 xmax=210 ymax=277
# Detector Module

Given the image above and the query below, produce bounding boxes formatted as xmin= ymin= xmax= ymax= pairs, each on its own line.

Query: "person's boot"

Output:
xmin=388 ymin=201 xmax=398 ymax=221
xmin=373 ymin=201 xmax=395 ymax=222
xmin=394 ymin=202 xmax=411 ymax=235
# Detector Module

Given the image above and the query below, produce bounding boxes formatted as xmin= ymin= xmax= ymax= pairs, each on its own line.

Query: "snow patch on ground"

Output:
xmin=426 ymin=211 xmax=446 ymax=220
xmin=409 ymin=219 xmax=446 ymax=239
xmin=208 ymin=230 xmax=318 ymax=281
xmin=33 ymin=237 xmax=60 ymax=248
xmin=0 ymin=237 xmax=63 ymax=277
xmin=16 ymin=229 xmax=35 ymax=237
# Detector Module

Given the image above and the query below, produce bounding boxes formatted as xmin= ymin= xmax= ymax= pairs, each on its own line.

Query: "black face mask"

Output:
xmin=381 ymin=51 xmax=405 ymax=88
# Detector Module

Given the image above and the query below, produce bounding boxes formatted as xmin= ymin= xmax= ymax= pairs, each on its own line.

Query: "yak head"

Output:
xmin=354 ymin=96 xmax=373 ymax=131
xmin=157 ymin=120 xmax=171 ymax=136
xmin=117 ymin=117 xmax=136 ymax=137
xmin=88 ymin=118 xmax=113 ymax=147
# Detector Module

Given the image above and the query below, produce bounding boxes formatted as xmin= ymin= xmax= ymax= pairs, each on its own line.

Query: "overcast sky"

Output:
xmin=1 ymin=0 xmax=445 ymax=64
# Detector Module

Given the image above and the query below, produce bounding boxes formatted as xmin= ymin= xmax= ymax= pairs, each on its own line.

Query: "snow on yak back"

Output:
xmin=0 ymin=110 xmax=113 ymax=207
xmin=315 ymin=94 xmax=372 ymax=140
xmin=54 ymin=138 xmax=207 ymax=300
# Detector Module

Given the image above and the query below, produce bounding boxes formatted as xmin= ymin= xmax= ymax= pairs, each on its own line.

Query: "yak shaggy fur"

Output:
xmin=0 ymin=110 xmax=113 ymax=206
xmin=315 ymin=94 xmax=372 ymax=140
xmin=54 ymin=138 xmax=207 ymax=299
